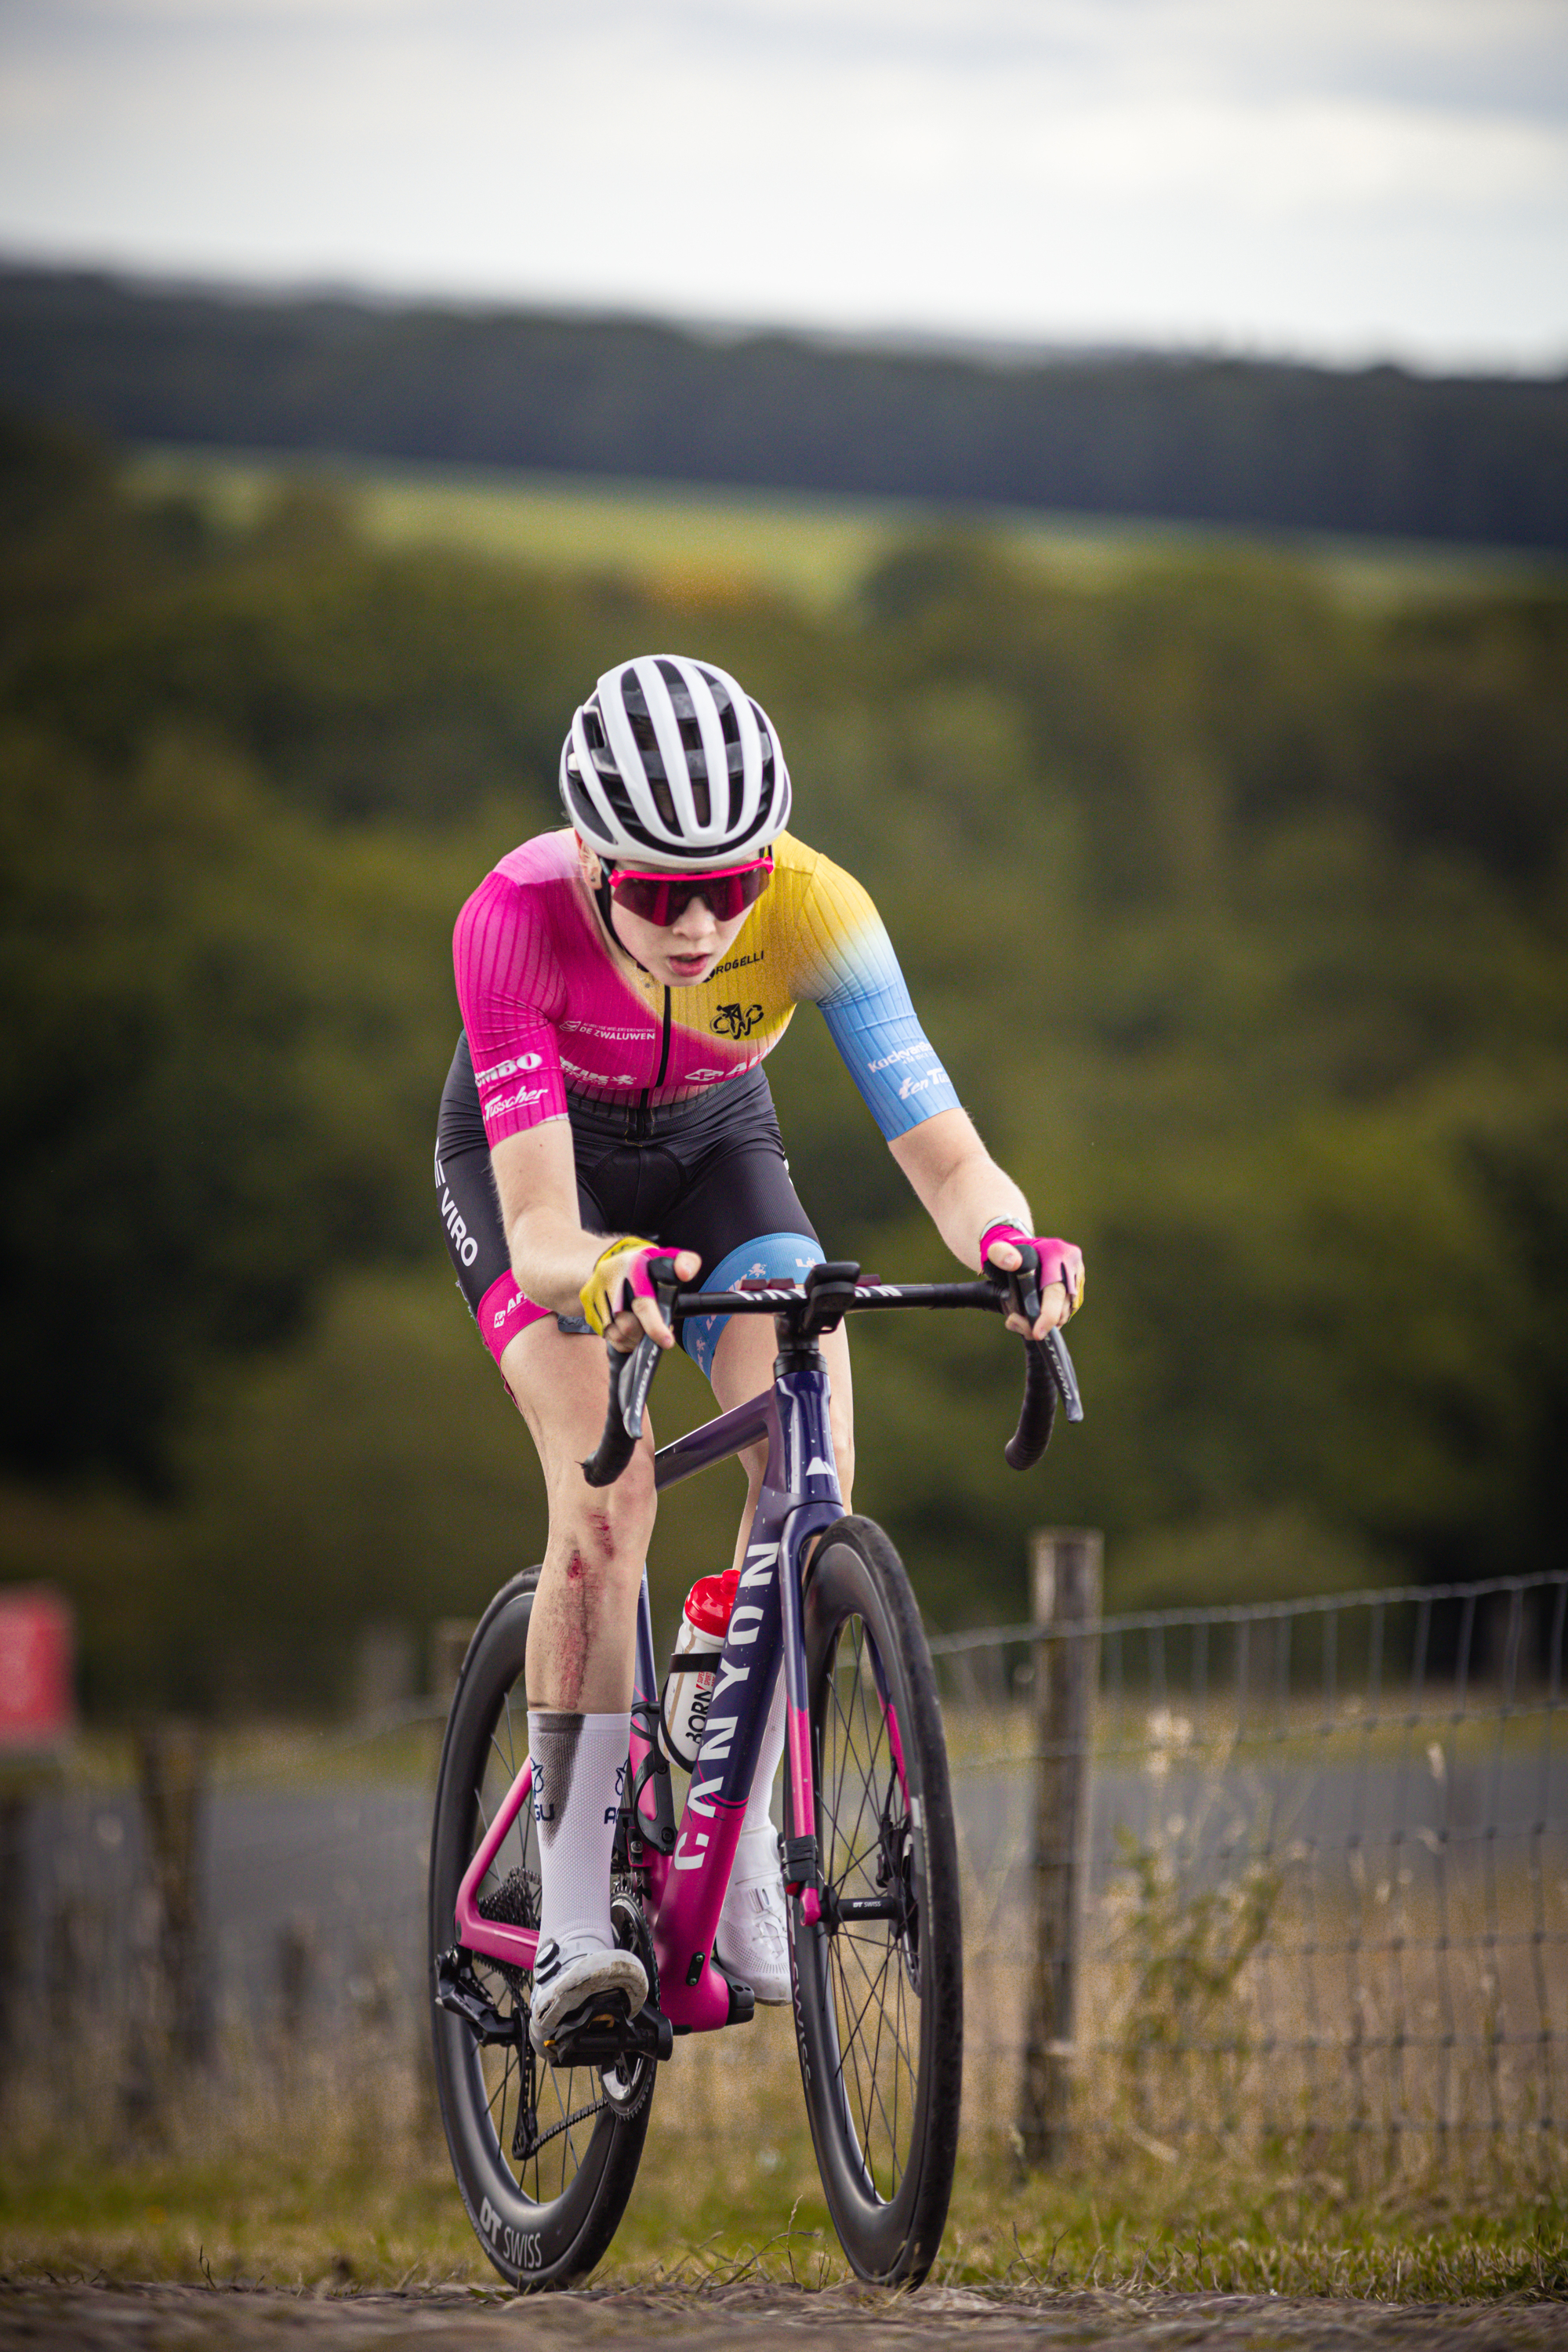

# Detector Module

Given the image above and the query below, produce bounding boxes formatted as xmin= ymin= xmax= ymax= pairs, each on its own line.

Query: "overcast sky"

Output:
xmin=2 ymin=0 xmax=1565 ymax=371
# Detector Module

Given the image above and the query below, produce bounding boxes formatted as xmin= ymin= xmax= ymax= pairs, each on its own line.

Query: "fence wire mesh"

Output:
xmin=1 ymin=1571 xmax=1563 ymax=2184
xmin=935 ymin=1569 xmax=1567 ymax=2169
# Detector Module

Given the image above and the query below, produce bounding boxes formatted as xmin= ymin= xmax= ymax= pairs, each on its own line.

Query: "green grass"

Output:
xmin=5 ymin=2041 xmax=1565 ymax=2303
xmin=5 ymin=2143 xmax=1565 ymax=2302
xmin=124 ymin=446 xmax=1567 ymax=619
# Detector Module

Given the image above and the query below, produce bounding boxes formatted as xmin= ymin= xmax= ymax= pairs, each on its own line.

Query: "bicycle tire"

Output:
xmin=428 ymin=1567 xmax=652 ymax=2290
xmin=786 ymin=1516 xmax=963 ymax=2285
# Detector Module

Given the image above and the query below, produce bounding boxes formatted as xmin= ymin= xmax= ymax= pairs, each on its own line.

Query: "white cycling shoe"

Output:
xmin=714 ymin=1828 xmax=793 ymax=2005
xmin=528 ymin=1940 xmax=648 ymax=2058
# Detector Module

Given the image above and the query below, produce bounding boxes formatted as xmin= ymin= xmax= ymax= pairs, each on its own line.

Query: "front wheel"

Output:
xmin=786 ymin=1516 xmax=963 ymax=2285
xmin=427 ymin=1568 xmax=653 ymax=2289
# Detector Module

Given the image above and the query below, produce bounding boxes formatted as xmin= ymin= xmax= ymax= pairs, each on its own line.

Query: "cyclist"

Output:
xmin=436 ymin=654 xmax=1084 ymax=2054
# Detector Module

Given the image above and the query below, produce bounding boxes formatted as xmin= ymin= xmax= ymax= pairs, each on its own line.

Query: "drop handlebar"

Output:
xmin=582 ymin=1256 xmax=1083 ymax=1490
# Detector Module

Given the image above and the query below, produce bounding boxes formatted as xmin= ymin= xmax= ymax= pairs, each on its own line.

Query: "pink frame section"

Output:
xmin=452 ymin=1753 xmax=792 ymax=2032
xmin=454 ymin=1759 xmax=539 ymax=1973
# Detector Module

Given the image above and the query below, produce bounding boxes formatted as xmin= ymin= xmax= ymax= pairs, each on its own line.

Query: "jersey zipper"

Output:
xmin=628 ymin=987 xmax=672 ymax=1142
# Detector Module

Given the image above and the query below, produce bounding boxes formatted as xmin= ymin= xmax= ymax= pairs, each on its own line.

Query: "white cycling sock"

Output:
xmin=735 ymin=1662 xmax=786 ymax=1871
xmin=528 ymin=1710 xmax=628 ymax=1961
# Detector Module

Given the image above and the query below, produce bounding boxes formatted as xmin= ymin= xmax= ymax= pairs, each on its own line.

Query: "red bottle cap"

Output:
xmin=684 ymin=1566 xmax=739 ymax=1638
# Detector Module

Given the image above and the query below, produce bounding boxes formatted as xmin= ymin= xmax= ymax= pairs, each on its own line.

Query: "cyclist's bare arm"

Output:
xmin=888 ymin=1106 xmax=1080 ymax=1339
xmin=490 ymin=1122 xmax=698 ymax=1351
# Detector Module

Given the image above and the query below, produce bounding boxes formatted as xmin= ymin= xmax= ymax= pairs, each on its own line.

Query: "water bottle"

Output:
xmin=659 ymin=1566 xmax=739 ymax=1773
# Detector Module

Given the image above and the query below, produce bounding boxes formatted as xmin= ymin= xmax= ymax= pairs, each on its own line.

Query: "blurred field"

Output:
xmin=123 ymin=447 xmax=1566 ymax=618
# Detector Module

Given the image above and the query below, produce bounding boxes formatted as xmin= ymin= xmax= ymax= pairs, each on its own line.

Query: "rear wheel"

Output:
xmin=427 ymin=1569 xmax=652 ymax=2289
xmin=786 ymin=1517 xmax=963 ymax=2285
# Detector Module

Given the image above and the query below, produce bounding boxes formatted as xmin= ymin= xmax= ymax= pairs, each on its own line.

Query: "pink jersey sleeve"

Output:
xmin=452 ymin=868 xmax=571 ymax=1145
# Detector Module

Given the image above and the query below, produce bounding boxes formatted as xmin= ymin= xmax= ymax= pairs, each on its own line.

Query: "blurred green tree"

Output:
xmin=3 ymin=423 xmax=1566 ymax=1709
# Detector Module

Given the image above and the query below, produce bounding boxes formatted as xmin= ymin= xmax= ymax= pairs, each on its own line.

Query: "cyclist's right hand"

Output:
xmin=579 ymin=1237 xmax=701 ymax=1352
xmin=980 ymin=1221 xmax=1085 ymax=1338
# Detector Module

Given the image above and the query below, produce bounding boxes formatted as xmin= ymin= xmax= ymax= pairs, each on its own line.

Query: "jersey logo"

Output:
xmin=713 ymin=1003 xmax=764 ymax=1039
xmin=474 ymin=1051 xmax=543 ymax=1086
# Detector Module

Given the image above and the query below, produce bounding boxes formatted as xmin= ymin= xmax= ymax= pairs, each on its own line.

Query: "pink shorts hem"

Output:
xmin=477 ymin=1270 xmax=551 ymax=1367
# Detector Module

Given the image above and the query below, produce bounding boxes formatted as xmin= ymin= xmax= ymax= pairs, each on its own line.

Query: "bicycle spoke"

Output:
xmin=829 ymin=1639 xmax=877 ymax=1863
xmin=811 ymin=1604 xmax=934 ymax=2203
xmin=830 ymin=1933 xmax=906 ymax=2192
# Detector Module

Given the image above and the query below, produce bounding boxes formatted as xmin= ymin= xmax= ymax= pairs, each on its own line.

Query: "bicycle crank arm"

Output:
xmin=435 ymin=1948 xmax=521 ymax=2047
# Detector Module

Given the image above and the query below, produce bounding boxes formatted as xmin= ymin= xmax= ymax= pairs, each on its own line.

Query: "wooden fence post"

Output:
xmin=1017 ymin=1526 xmax=1102 ymax=2168
xmin=0 ymin=1790 xmax=24 ymax=2063
xmin=134 ymin=1720 xmax=210 ymax=2070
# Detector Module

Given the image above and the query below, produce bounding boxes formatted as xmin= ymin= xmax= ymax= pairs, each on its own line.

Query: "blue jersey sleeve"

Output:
xmin=780 ymin=845 xmax=963 ymax=1141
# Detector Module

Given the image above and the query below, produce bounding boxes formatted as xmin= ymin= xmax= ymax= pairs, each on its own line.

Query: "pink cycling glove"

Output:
xmin=980 ymin=1221 xmax=1086 ymax=1319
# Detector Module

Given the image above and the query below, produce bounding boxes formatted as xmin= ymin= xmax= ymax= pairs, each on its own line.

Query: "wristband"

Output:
xmin=980 ymin=1221 xmax=1086 ymax=1317
xmin=580 ymin=1235 xmax=661 ymax=1338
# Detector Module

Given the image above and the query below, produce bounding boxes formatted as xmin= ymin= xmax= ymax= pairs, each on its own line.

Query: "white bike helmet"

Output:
xmin=560 ymin=654 xmax=792 ymax=871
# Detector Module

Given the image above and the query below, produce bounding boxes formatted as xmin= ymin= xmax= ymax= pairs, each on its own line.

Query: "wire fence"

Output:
xmin=1 ymin=1566 xmax=1563 ymax=2183
xmin=933 ymin=1561 xmax=1567 ymax=2172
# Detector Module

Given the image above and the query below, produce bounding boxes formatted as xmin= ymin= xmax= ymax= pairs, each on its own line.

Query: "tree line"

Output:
xmin=2 ymin=263 xmax=1566 ymax=550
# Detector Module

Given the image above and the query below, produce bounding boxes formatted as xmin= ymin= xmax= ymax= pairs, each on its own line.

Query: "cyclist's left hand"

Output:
xmin=982 ymin=1224 xmax=1086 ymax=1341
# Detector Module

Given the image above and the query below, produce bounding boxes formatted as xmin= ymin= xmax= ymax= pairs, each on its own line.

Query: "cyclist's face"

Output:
xmin=577 ymin=841 xmax=751 ymax=989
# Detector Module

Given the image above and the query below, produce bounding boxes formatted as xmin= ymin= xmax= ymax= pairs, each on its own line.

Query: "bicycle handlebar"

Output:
xmin=581 ymin=1262 xmax=1084 ymax=1490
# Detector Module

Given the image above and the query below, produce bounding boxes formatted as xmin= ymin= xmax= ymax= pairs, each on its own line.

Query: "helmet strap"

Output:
xmin=593 ymin=865 xmax=655 ymax=978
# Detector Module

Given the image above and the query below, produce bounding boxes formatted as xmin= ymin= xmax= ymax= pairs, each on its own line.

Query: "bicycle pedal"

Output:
xmin=539 ymin=1984 xmax=631 ymax=2057
xmin=541 ymin=1994 xmax=673 ymax=2068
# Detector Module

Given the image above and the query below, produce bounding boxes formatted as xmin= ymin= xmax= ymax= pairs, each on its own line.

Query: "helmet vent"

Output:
xmin=560 ymin=653 xmax=791 ymax=866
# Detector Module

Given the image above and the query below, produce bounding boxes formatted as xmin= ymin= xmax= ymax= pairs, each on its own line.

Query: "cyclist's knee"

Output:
xmin=551 ymin=1440 xmax=655 ymax=1573
xmin=831 ymin=1406 xmax=855 ymax=1502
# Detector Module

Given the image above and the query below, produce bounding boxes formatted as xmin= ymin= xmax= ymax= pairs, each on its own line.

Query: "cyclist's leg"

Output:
xmin=437 ymin=1044 xmax=652 ymax=2039
xmin=437 ymin=1037 xmax=654 ymax=1714
xmin=488 ymin=1314 xmax=654 ymax=2042
xmin=499 ymin=1313 xmax=655 ymax=1714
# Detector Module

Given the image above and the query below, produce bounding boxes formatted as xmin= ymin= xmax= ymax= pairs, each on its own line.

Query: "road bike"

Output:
xmin=428 ymin=1254 xmax=1083 ymax=2290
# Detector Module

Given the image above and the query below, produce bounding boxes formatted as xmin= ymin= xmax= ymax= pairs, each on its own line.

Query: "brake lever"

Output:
xmin=987 ymin=1246 xmax=1086 ymax=1427
xmin=1042 ymin=1327 xmax=1084 ymax=1424
xmin=612 ymin=1272 xmax=682 ymax=1441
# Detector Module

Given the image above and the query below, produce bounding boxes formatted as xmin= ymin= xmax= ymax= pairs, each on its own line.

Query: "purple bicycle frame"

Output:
xmin=452 ymin=1359 xmax=846 ymax=2032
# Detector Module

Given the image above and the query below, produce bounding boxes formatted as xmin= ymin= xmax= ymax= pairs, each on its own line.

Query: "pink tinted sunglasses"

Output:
xmin=608 ymin=855 xmax=774 ymax=927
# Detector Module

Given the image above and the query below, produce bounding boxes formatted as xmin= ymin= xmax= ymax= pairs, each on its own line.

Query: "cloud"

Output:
xmin=1 ymin=0 xmax=1564 ymax=366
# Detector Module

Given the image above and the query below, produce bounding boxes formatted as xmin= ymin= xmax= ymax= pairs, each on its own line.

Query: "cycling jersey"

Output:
xmin=453 ymin=830 xmax=961 ymax=1148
